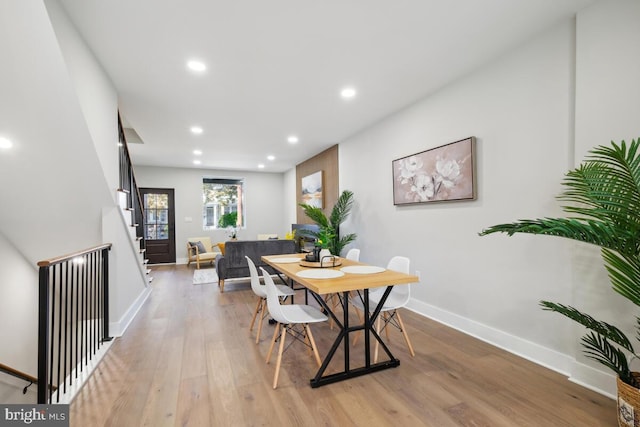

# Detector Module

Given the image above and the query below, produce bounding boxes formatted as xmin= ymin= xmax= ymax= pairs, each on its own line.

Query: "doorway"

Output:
xmin=139 ymin=188 xmax=176 ymax=264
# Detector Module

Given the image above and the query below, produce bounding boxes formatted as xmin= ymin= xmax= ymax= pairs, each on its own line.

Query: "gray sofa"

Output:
xmin=215 ymin=239 xmax=296 ymax=292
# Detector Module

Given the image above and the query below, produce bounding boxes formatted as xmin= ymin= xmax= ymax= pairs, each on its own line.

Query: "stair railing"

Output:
xmin=36 ymin=244 xmax=112 ymax=404
xmin=118 ymin=114 xmax=145 ymax=254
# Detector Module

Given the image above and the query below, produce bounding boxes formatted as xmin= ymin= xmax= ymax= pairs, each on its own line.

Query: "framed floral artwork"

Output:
xmin=392 ymin=137 xmax=475 ymax=205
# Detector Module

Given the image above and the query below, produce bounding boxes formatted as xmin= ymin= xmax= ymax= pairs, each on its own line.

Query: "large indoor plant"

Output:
xmin=299 ymin=189 xmax=357 ymax=256
xmin=480 ymin=139 xmax=640 ymax=422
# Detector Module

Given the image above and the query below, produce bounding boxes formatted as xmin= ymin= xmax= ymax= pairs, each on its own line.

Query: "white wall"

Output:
xmin=336 ymin=4 xmax=640 ymax=397
xmin=0 ymin=233 xmax=38 ymax=379
xmin=45 ymin=0 xmax=120 ymax=194
xmin=570 ymin=0 xmax=640 ymax=393
xmin=284 ymin=168 xmax=298 ymax=227
xmin=0 ymin=0 xmax=111 ymax=262
xmin=135 ymin=166 xmax=289 ymax=263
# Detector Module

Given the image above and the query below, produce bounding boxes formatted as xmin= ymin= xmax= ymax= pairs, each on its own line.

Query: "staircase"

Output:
xmin=116 ymin=189 xmax=152 ymax=285
xmin=117 ymin=113 xmax=152 ymax=284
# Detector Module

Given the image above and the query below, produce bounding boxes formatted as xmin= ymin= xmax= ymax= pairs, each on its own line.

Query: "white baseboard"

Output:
xmin=569 ymin=361 xmax=616 ymax=398
xmin=108 ymin=286 xmax=152 ymax=337
xmin=406 ymin=298 xmax=615 ymax=399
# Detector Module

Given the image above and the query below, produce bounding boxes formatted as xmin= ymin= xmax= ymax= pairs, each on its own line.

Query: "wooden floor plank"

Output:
xmin=69 ymin=264 xmax=616 ymax=426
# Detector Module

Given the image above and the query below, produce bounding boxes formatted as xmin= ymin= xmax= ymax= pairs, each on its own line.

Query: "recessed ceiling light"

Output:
xmin=190 ymin=126 xmax=203 ymax=135
xmin=340 ymin=86 xmax=357 ymax=99
xmin=193 ymin=160 xmax=201 ymax=165
xmin=287 ymin=135 xmax=299 ymax=144
xmin=267 ymin=155 xmax=275 ymax=161
xmin=193 ymin=149 xmax=202 ymax=155
xmin=258 ymin=164 xmax=265 ymax=169
xmin=186 ymin=60 xmax=206 ymax=72
xmin=0 ymin=137 xmax=13 ymax=149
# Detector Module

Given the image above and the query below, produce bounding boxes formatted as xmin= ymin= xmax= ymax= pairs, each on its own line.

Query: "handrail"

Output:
xmin=37 ymin=243 xmax=113 ymax=267
xmin=118 ymin=113 xmax=145 ymax=254
xmin=1 ymin=362 xmax=57 ymax=395
xmin=37 ymin=244 xmax=112 ymax=404
xmin=0 ymin=362 xmax=37 ymax=386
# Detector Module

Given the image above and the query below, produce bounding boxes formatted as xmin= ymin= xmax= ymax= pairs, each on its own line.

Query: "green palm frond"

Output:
xmin=540 ymin=301 xmax=633 ymax=352
xmin=329 ymin=190 xmax=354 ymax=229
xmin=601 ymin=249 xmax=640 ymax=307
xmin=299 ymin=204 xmax=329 ymax=228
xmin=479 ymin=218 xmax=636 ymax=254
xmin=581 ymin=332 xmax=634 ymax=386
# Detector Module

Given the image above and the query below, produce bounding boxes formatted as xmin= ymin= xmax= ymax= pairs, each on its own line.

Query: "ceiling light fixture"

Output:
xmin=287 ymin=135 xmax=299 ymax=144
xmin=267 ymin=155 xmax=275 ymax=161
xmin=258 ymin=164 xmax=265 ymax=169
xmin=340 ymin=86 xmax=357 ymax=99
xmin=186 ymin=60 xmax=206 ymax=72
xmin=193 ymin=159 xmax=201 ymax=165
xmin=193 ymin=149 xmax=202 ymax=155
xmin=190 ymin=126 xmax=203 ymax=135
xmin=0 ymin=137 xmax=13 ymax=149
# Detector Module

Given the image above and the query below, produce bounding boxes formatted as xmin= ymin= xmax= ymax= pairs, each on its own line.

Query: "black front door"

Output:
xmin=139 ymin=188 xmax=176 ymax=264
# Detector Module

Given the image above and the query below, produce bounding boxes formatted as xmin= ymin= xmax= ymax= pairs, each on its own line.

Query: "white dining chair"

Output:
xmin=345 ymin=248 xmax=360 ymax=261
xmin=350 ymin=255 xmax=415 ymax=363
xmin=260 ymin=267 xmax=328 ymax=389
xmin=246 ymin=256 xmax=295 ymax=344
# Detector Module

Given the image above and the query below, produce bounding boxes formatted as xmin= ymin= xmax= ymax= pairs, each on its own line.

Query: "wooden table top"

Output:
xmin=262 ymin=253 xmax=418 ymax=295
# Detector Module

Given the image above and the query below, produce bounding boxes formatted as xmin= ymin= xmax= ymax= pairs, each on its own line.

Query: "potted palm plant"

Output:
xmin=299 ymin=189 xmax=357 ymax=256
xmin=480 ymin=139 xmax=640 ymax=426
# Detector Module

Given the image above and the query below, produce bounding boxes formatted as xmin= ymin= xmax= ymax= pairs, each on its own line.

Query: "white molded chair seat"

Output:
xmin=261 ymin=267 xmax=328 ymax=389
xmin=246 ymin=256 xmax=295 ymax=344
xmin=350 ymin=256 xmax=415 ymax=362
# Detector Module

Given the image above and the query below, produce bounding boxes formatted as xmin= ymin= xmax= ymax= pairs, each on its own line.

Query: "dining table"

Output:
xmin=261 ymin=253 xmax=418 ymax=388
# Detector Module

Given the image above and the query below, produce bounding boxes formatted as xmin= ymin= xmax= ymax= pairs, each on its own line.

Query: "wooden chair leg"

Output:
xmin=325 ymin=294 xmax=336 ymax=330
xmin=305 ymin=324 xmax=322 ymax=367
xmin=249 ymin=297 xmax=262 ymax=332
xmin=266 ymin=323 xmax=280 ymax=364
xmin=351 ymin=305 xmax=365 ymax=346
xmin=373 ymin=314 xmax=382 ymax=364
xmin=273 ymin=324 xmax=287 ymax=389
xmin=219 ymin=279 xmax=225 ymax=293
xmin=255 ymin=299 xmax=266 ymax=344
xmin=395 ymin=310 xmax=415 ymax=357
xmin=384 ymin=312 xmax=390 ymax=341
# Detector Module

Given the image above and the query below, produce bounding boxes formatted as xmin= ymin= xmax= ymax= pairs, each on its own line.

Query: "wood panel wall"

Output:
xmin=296 ymin=145 xmax=339 ymax=224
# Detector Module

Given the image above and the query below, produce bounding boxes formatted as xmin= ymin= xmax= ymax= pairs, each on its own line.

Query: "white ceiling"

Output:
xmin=58 ymin=0 xmax=594 ymax=173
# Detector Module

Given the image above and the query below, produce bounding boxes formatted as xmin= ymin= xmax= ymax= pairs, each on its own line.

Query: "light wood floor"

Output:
xmin=69 ymin=265 xmax=615 ymax=426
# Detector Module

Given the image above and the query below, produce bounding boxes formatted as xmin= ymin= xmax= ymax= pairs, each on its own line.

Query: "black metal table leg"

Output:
xmin=309 ymin=286 xmax=400 ymax=388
